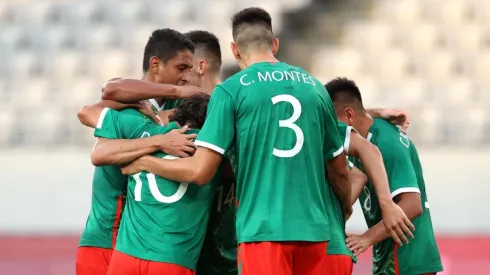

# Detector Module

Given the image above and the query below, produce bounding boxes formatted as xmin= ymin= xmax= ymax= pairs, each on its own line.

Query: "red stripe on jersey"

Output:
xmin=235 ymin=199 xmax=239 ymax=207
xmin=111 ymin=195 xmax=124 ymax=249
xmin=394 ymin=243 xmax=400 ymax=275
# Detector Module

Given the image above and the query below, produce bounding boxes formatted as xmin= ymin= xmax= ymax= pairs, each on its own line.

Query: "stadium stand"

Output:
xmin=0 ymin=0 xmax=488 ymax=148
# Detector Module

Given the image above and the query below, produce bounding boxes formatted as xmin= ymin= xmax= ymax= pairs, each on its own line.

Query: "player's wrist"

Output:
xmin=378 ymin=198 xmax=393 ymax=208
xmin=362 ymin=231 xmax=375 ymax=247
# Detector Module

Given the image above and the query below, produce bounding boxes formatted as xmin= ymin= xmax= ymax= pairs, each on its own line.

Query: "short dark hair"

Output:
xmin=168 ymin=93 xmax=210 ymax=129
xmin=184 ymin=30 xmax=222 ymax=73
xmin=231 ymin=7 xmax=273 ymax=50
xmin=142 ymin=28 xmax=195 ymax=72
xmin=324 ymin=77 xmax=365 ymax=111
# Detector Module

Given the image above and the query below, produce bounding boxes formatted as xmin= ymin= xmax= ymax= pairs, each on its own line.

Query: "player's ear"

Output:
xmin=198 ymin=59 xmax=207 ymax=76
xmin=345 ymin=108 xmax=355 ymax=125
xmin=231 ymin=42 xmax=241 ymax=60
xmin=272 ymin=38 xmax=279 ymax=55
xmin=150 ymin=56 xmax=162 ymax=75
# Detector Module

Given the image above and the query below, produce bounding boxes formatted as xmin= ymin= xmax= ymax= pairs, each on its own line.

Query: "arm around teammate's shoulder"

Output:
xmin=102 ymin=78 xmax=206 ymax=103
xmin=121 ymin=146 xmax=223 ymax=185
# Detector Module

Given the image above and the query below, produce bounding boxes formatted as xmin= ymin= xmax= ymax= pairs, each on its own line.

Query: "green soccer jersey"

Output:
xmin=324 ymin=121 xmax=356 ymax=261
xmin=196 ymin=164 xmax=237 ymax=275
xmin=162 ymin=94 xmax=238 ymax=275
xmin=79 ymin=108 xmax=154 ymax=249
xmin=96 ymin=111 xmax=220 ymax=270
xmin=357 ymin=118 xmax=443 ymax=275
xmin=195 ymin=62 xmax=343 ymax=243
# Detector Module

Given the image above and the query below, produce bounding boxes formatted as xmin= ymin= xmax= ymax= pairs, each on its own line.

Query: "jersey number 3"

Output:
xmin=132 ymin=155 xmax=188 ymax=203
xmin=271 ymin=94 xmax=304 ymax=158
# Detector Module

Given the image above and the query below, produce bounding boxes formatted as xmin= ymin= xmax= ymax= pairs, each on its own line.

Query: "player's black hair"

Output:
xmin=142 ymin=28 xmax=195 ymax=72
xmin=324 ymin=77 xmax=365 ymax=112
xmin=168 ymin=93 xmax=210 ymax=129
xmin=184 ymin=30 xmax=222 ymax=73
xmin=231 ymin=7 xmax=273 ymax=49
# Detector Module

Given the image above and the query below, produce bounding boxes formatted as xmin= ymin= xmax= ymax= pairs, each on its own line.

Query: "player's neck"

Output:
xmin=201 ymin=74 xmax=221 ymax=93
xmin=354 ymin=112 xmax=374 ymax=139
xmin=141 ymin=74 xmax=165 ymax=106
xmin=242 ymin=51 xmax=279 ymax=68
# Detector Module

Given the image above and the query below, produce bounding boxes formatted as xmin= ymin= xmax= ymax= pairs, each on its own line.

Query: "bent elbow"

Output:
xmin=413 ymin=203 xmax=423 ymax=219
xmin=77 ymin=106 xmax=90 ymax=126
xmin=192 ymin=166 xmax=212 ymax=186
xmin=90 ymin=150 xmax=105 ymax=166
xmin=101 ymin=81 xmax=121 ymax=100
xmin=193 ymin=172 xmax=210 ymax=186
xmin=91 ymin=146 xmax=112 ymax=166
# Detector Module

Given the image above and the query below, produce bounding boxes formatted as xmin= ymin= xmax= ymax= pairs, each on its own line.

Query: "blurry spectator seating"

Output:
xmin=0 ymin=0 xmax=310 ymax=147
xmin=311 ymin=0 xmax=490 ymax=146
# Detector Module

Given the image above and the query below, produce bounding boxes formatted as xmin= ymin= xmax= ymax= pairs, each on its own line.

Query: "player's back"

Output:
xmin=221 ymin=62 xmax=334 ymax=243
xmin=115 ymin=122 xmax=219 ymax=270
xmin=80 ymin=108 xmax=149 ymax=249
xmin=359 ymin=118 xmax=442 ymax=275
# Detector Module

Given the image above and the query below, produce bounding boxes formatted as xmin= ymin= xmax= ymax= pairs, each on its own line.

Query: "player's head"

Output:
xmin=142 ymin=28 xmax=195 ymax=85
xmin=184 ymin=30 xmax=222 ymax=88
xmin=230 ymin=7 xmax=279 ymax=68
xmin=168 ymin=93 xmax=210 ymax=129
xmin=324 ymin=77 xmax=366 ymax=126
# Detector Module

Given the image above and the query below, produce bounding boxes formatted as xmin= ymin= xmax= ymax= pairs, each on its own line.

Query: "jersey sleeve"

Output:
xmin=195 ymin=86 xmax=235 ymax=155
xmin=94 ymin=108 xmax=147 ymax=139
xmin=322 ymin=93 xmax=344 ymax=160
xmin=378 ymin=135 xmax=420 ymax=198
xmin=337 ymin=121 xmax=359 ymax=155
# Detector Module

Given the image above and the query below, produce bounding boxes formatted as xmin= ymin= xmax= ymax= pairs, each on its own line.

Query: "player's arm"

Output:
xmin=78 ymin=101 xmax=140 ymax=128
xmin=347 ymin=131 xmax=414 ymax=243
xmin=90 ymin=108 xmax=196 ymax=166
xmin=322 ymin=94 xmax=353 ymax=219
xmin=91 ymin=126 xmax=196 ymax=166
xmin=78 ymin=100 xmax=161 ymax=128
xmin=121 ymin=86 xmax=235 ymax=185
xmin=367 ymin=108 xmax=410 ymax=133
xmin=101 ymin=78 xmax=207 ymax=103
xmin=122 ymin=148 xmax=222 ymax=184
xmin=350 ymin=165 xmax=367 ymax=205
xmin=346 ymin=140 xmax=422 ymax=255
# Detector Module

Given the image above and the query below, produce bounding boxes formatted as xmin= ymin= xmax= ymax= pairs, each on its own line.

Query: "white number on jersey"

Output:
xmin=399 ymin=132 xmax=410 ymax=148
xmin=133 ymin=155 xmax=188 ymax=203
xmin=362 ymin=186 xmax=372 ymax=212
xmin=215 ymin=182 xmax=236 ymax=212
xmin=271 ymin=94 xmax=304 ymax=158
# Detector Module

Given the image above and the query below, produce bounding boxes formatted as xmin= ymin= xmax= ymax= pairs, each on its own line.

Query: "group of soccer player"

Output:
xmin=74 ymin=6 xmax=443 ymax=275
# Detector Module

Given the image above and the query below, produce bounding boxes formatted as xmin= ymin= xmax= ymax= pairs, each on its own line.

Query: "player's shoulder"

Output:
xmin=373 ymin=118 xmax=412 ymax=151
xmin=218 ymin=69 xmax=250 ymax=93
xmin=374 ymin=118 xmax=401 ymax=137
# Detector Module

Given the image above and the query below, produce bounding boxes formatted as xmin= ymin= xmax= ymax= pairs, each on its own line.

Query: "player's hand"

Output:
xmin=175 ymin=85 xmax=209 ymax=98
xmin=346 ymin=233 xmax=372 ymax=256
xmin=379 ymin=109 xmax=411 ymax=133
xmin=380 ymin=202 xmax=415 ymax=245
xmin=136 ymin=101 xmax=163 ymax=125
xmin=155 ymin=125 xmax=197 ymax=158
xmin=121 ymin=157 xmax=146 ymax=175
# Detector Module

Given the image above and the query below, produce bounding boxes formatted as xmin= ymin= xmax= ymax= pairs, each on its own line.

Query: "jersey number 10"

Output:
xmin=132 ymin=155 xmax=188 ymax=203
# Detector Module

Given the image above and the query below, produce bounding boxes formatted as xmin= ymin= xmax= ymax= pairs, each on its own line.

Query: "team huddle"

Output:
xmin=74 ymin=7 xmax=443 ymax=275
